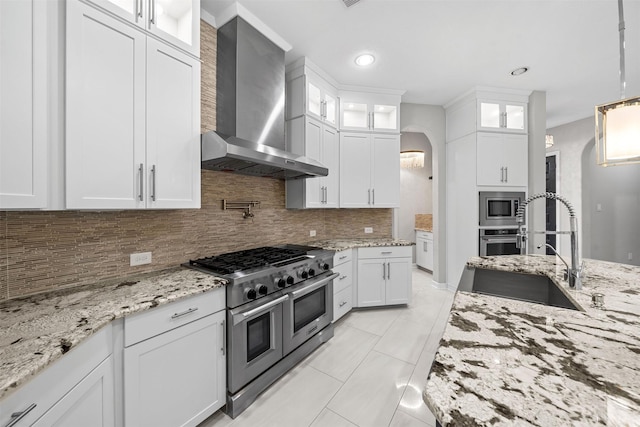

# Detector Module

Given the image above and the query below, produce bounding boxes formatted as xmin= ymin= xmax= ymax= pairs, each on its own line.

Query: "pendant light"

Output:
xmin=595 ymin=0 xmax=640 ymax=166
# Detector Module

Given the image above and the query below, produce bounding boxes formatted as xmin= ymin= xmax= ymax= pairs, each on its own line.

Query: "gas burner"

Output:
xmin=188 ymin=246 xmax=309 ymax=275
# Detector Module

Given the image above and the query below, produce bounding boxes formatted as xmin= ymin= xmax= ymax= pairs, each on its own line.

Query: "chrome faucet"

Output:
xmin=516 ymin=192 xmax=583 ymax=289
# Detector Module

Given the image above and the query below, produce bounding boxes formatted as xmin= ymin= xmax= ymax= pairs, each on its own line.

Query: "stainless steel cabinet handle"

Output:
xmin=238 ymin=295 xmax=290 ymax=324
xmin=136 ymin=0 xmax=143 ymax=19
xmin=382 ymin=263 xmax=386 ymax=279
xmin=138 ymin=163 xmax=144 ymax=201
xmin=424 ymin=242 xmax=428 ymax=252
xmin=368 ymin=189 xmax=371 ymax=205
xmin=339 ymin=301 xmax=347 ymax=307
xmin=500 ymin=167 xmax=504 ymax=183
xmin=5 ymin=403 xmax=37 ymax=427
xmin=372 ymin=188 xmax=375 ymax=205
xmin=151 ymin=165 xmax=156 ymax=201
xmin=221 ymin=320 xmax=226 ymax=356
xmin=387 ymin=262 xmax=391 ymax=279
xmin=171 ymin=307 xmax=198 ymax=319
xmin=504 ymin=167 xmax=508 ymax=182
xmin=371 ymin=111 xmax=375 ymax=129
xmin=381 ymin=251 xmax=393 ymax=254
xmin=339 ymin=275 xmax=348 ymax=280
xmin=339 ymin=255 xmax=348 ymax=260
xmin=149 ymin=0 xmax=155 ymax=24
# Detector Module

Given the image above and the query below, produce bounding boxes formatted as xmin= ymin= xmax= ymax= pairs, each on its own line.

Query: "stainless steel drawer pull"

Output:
xmin=221 ymin=320 xmax=226 ymax=356
xmin=504 ymin=167 xmax=508 ymax=182
xmin=6 ymin=403 xmax=37 ymax=427
xmin=382 ymin=263 xmax=386 ymax=279
xmin=150 ymin=0 xmax=155 ymax=24
xmin=381 ymin=251 xmax=392 ymax=254
xmin=338 ymin=255 xmax=348 ymax=260
xmin=136 ymin=0 xmax=143 ymax=18
xmin=151 ymin=165 xmax=157 ymax=201
xmin=138 ymin=163 xmax=144 ymax=201
xmin=171 ymin=307 xmax=198 ymax=319
xmin=339 ymin=275 xmax=348 ymax=280
xmin=339 ymin=301 xmax=347 ymax=307
xmin=372 ymin=188 xmax=375 ymax=205
xmin=387 ymin=262 xmax=391 ymax=279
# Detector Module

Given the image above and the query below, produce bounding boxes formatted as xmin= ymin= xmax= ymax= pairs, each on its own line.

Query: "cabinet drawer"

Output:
xmin=333 ymin=249 xmax=353 ymax=266
xmin=124 ymin=288 xmax=225 ymax=347
xmin=333 ymin=262 xmax=353 ymax=294
xmin=333 ymin=286 xmax=353 ymax=322
xmin=415 ymin=231 xmax=433 ymax=240
xmin=358 ymin=246 xmax=412 ymax=259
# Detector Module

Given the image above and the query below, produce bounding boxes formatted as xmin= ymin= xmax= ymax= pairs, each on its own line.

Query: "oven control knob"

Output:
xmin=308 ymin=268 xmax=316 ymax=277
xmin=244 ymin=288 xmax=257 ymax=300
xmin=321 ymin=263 xmax=330 ymax=271
xmin=276 ymin=278 xmax=286 ymax=288
xmin=299 ymin=270 xmax=309 ymax=279
xmin=285 ymin=275 xmax=294 ymax=285
xmin=256 ymin=284 xmax=268 ymax=295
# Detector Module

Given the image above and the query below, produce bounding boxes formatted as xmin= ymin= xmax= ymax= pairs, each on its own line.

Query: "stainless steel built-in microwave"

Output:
xmin=479 ymin=191 xmax=525 ymax=227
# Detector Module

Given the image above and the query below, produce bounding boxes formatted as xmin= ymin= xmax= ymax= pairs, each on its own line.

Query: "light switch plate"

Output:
xmin=364 ymin=227 xmax=373 ymax=234
xmin=130 ymin=252 xmax=152 ymax=266
xmin=309 ymin=230 xmax=316 ymax=237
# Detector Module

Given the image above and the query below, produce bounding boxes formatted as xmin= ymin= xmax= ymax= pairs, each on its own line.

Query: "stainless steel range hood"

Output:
xmin=201 ymin=16 xmax=327 ymax=180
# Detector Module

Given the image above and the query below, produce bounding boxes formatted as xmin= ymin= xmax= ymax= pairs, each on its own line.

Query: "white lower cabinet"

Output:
xmin=0 ymin=325 xmax=114 ymax=427
xmin=356 ymin=246 xmax=412 ymax=307
xmin=332 ymin=250 xmax=353 ymax=322
xmin=123 ymin=290 xmax=226 ymax=427
xmin=416 ymin=231 xmax=434 ymax=271
xmin=32 ymin=356 xmax=115 ymax=427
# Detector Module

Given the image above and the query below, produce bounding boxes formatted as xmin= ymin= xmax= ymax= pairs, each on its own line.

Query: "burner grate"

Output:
xmin=189 ymin=246 xmax=308 ymax=275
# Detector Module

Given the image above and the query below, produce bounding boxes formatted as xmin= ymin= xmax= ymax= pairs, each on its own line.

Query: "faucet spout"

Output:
xmin=517 ymin=192 xmax=583 ymax=289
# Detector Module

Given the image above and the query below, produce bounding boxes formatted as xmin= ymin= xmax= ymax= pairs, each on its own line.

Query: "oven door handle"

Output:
xmin=234 ymin=294 xmax=290 ymax=325
xmin=290 ymin=273 xmax=338 ymax=298
xmin=481 ymin=238 xmax=516 ymax=243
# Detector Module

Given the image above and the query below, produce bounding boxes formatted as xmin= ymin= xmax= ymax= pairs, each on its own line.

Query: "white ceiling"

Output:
xmin=201 ymin=0 xmax=640 ymax=129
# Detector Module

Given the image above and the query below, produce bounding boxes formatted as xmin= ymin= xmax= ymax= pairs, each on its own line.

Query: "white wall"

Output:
xmin=400 ymin=103 xmax=446 ymax=285
xmin=399 ymin=132 xmax=433 ymax=263
xmin=547 ymin=116 xmax=640 ymax=266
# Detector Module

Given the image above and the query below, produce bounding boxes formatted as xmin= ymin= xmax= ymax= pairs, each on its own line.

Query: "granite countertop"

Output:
xmin=0 ymin=268 xmax=226 ymax=400
xmin=309 ymin=238 xmax=414 ymax=252
xmin=424 ymin=255 xmax=640 ymax=426
xmin=415 ymin=227 xmax=433 ymax=232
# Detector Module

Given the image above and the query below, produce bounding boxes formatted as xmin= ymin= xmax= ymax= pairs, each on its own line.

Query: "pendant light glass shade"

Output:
xmin=400 ymin=150 xmax=425 ymax=168
xmin=595 ymin=96 xmax=640 ymax=166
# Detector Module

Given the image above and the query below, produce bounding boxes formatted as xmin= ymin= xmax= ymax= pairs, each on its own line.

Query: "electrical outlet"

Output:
xmin=130 ymin=252 xmax=152 ymax=266
xmin=596 ymin=203 xmax=603 ymax=212
xmin=309 ymin=230 xmax=316 ymax=237
xmin=629 ymin=252 xmax=633 ymax=261
xmin=364 ymin=227 xmax=373 ymax=234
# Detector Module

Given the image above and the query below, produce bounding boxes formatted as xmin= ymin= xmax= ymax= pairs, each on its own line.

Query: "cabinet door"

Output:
xmin=323 ymin=91 xmax=338 ymax=127
xmin=306 ymin=80 xmax=323 ymax=122
xmin=371 ymin=134 xmax=400 ymax=207
xmin=87 ymin=0 xmax=143 ymax=26
xmin=146 ymin=0 xmax=200 ymax=57
xmin=425 ymin=238 xmax=434 ymax=271
xmin=415 ymin=237 xmax=427 ymax=269
xmin=124 ymin=311 xmax=225 ymax=427
xmin=340 ymin=133 xmax=371 ymax=208
xmin=385 ymin=258 xmax=412 ymax=305
xmin=32 ymin=356 xmax=115 ymax=427
xmin=501 ymin=135 xmax=528 ymax=186
xmin=357 ymin=258 xmax=386 ymax=307
xmin=322 ymin=125 xmax=339 ymax=207
xmin=0 ymin=0 xmax=48 ymax=209
xmin=478 ymin=100 xmax=527 ymax=133
xmin=303 ymin=118 xmax=323 ymax=208
xmin=340 ymin=101 xmax=370 ymax=131
xmin=372 ymin=104 xmax=398 ymax=132
xmin=476 ymin=133 xmax=507 ymax=186
xmin=146 ymin=37 xmax=201 ymax=209
xmin=66 ymin=0 xmax=146 ymax=209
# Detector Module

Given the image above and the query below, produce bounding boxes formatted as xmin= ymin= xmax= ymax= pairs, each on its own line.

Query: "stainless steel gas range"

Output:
xmin=185 ymin=245 xmax=337 ymax=418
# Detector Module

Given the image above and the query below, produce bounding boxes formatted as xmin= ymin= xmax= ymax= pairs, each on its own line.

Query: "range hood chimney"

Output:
xmin=201 ymin=17 xmax=328 ymax=180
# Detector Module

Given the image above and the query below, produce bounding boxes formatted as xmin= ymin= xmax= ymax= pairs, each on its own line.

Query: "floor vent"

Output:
xmin=342 ymin=0 xmax=361 ymax=7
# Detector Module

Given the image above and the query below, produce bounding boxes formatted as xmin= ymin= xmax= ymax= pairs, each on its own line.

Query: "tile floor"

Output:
xmin=200 ymin=267 xmax=455 ymax=427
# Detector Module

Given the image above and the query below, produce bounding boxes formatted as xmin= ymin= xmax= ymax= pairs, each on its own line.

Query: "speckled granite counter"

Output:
xmin=424 ymin=255 xmax=640 ymax=426
xmin=415 ymin=227 xmax=433 ymax=232
xmin=309 ymin=238 xmax=414 ymax=252
xmin=0 ymin=268 xmax=226 ymax=400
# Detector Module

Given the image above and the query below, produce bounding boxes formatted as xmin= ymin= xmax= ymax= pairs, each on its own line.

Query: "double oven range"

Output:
xmin=186 ymin=245 xmax=337 ymax=418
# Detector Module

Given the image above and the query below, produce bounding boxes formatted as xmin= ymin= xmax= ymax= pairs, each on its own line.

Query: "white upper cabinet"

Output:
xmin=286 ymin=58 xmax=339 ymax=128
xmin=87 ymin=0 xmax=200 ymax=56
xmin=476 ymin=133 xmax=528 ymax=187
xmin=340 ymin=132 xmax=400 ymax=208
xmin=339 ymin=90 xmax=401 ymax=133
xmin=0 ymin=0 xmax=48 ymax=209
xmin=478 ymin=99 xmax=527 ymax=133
xmin=66 ymin=0 xmax=200 ymax=209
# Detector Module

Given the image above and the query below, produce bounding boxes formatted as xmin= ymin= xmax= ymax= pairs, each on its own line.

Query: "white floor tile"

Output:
xmin=223 ymin=364 xmax=342 ymax=427
xmin=340 ymin=306 xmax=404 ymax=336
xmin=389 ymin=410 xmax=432 ymax=427
xmin=327 ymin=351 xmax=414 ymax=427
xmin=306 ymin=324 xmax=380 ymax=381
xmin=374 ymin=317 xmax=431 ymax=365
xmin=309 ymin=408 xmax=357 ymax=427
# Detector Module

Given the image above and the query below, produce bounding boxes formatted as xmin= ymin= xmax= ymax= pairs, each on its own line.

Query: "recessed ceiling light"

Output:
xmin=355 ymin=53 xmax=375 ymax=67
xmin=510 ymin=67 xmax=529 ymax=76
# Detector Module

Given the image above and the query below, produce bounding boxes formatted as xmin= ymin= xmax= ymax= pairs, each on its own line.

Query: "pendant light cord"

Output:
xmin=619 ymin=0 xmax=626 ymax=99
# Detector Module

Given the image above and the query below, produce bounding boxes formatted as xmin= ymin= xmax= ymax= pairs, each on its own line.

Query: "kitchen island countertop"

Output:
xmin=309 ymin=238 xmax=414 ymax=252
xmin=423 ymin=255 xmax=640 ymax=426
xmin=0 ymin=268 xmax=226 ymax=400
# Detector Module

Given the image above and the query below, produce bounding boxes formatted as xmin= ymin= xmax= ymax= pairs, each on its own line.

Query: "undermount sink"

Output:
xmin=458 ymin=268 xmax=580 ymax=311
